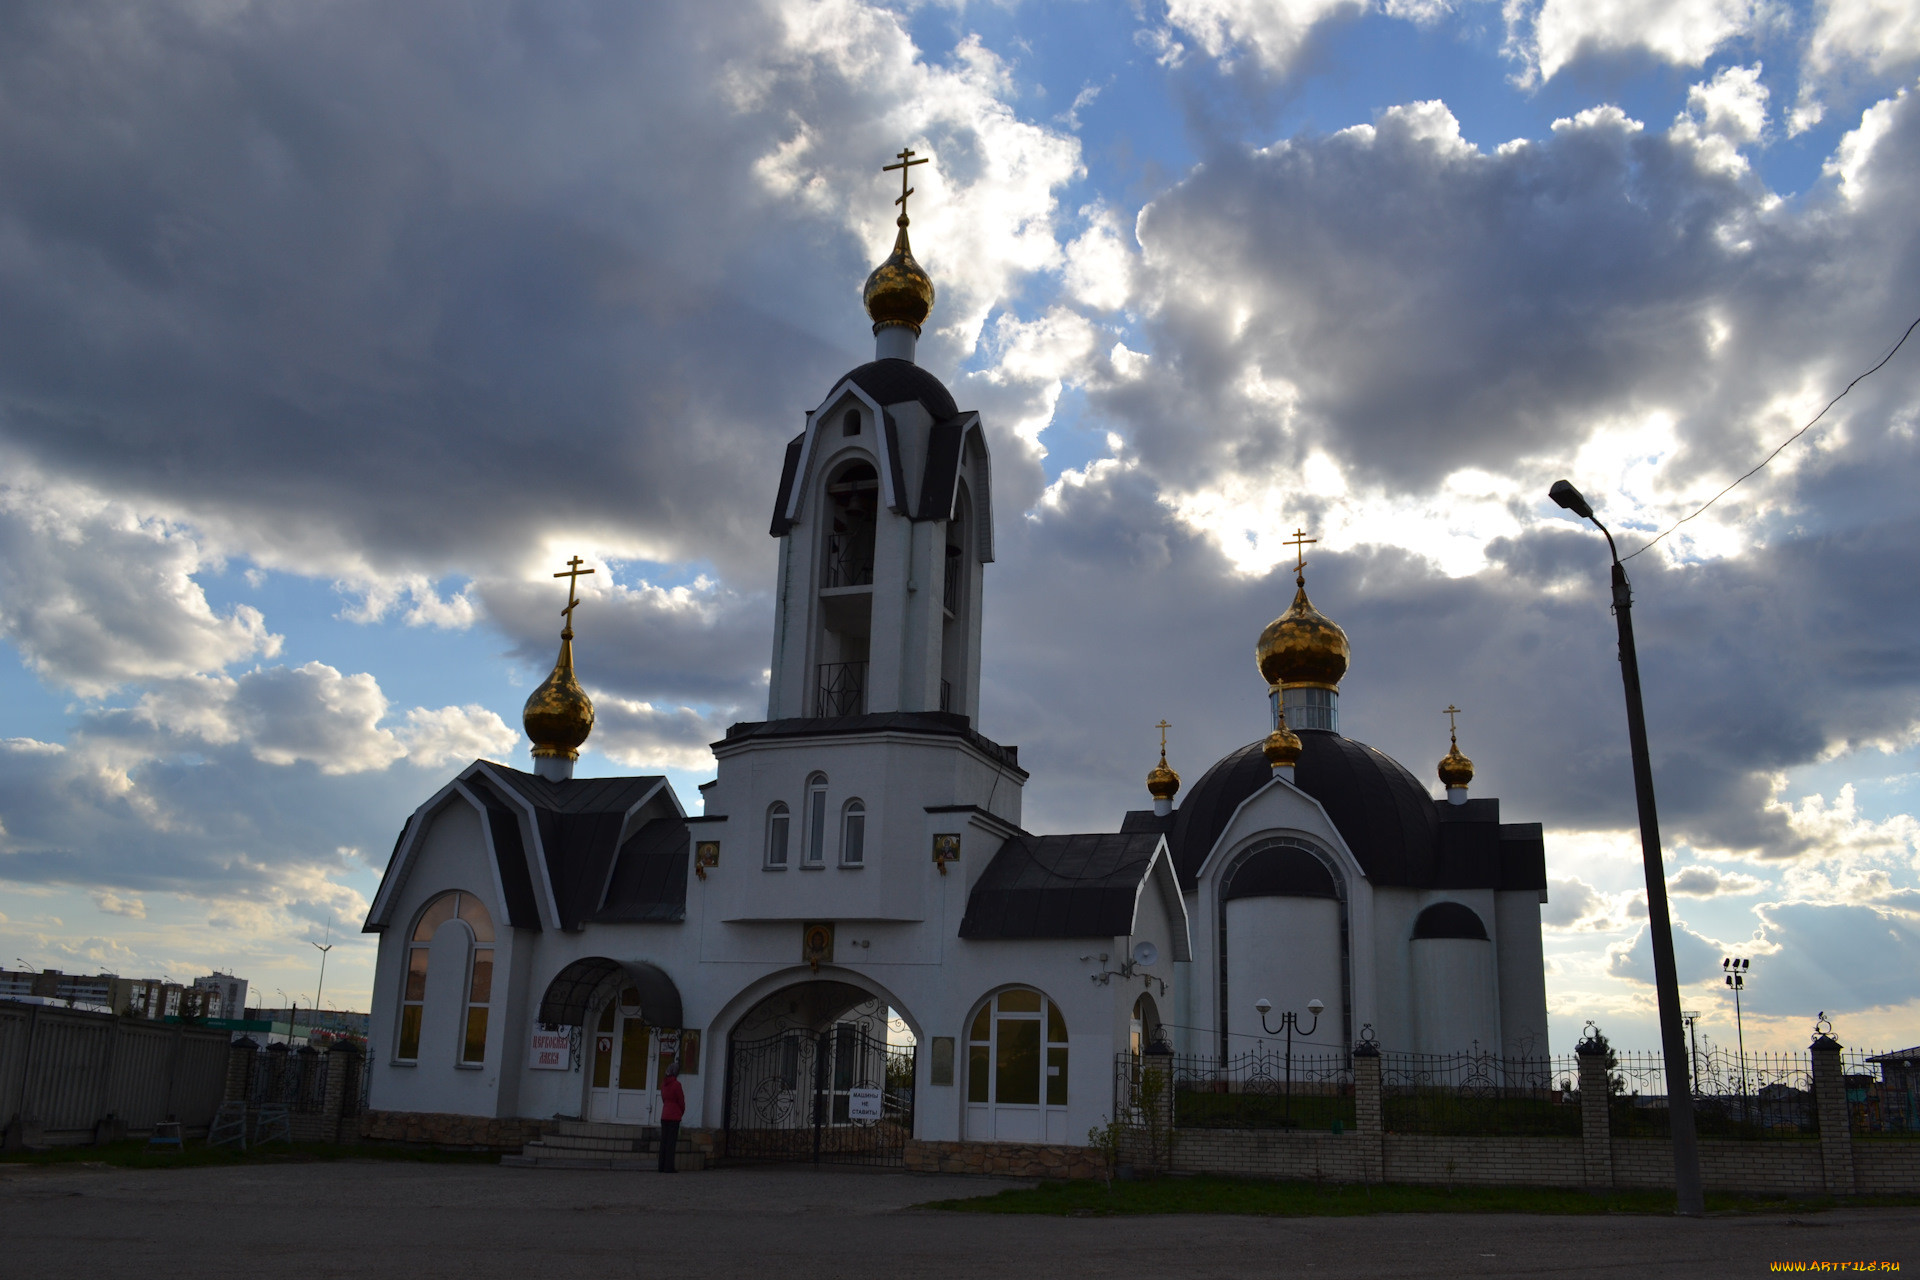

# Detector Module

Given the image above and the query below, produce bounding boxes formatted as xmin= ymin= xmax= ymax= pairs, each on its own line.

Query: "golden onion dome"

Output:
xmin=1256 ymin=572 xmax=1351 ymax=690
xmin=862 ymin=218 xmax=935 ymax=335
xmin=1146 ymin=749 xmax=1181 ymax=802
xmin=524 ymin=628 xmax=594 ymax=761
xmin=1438 ymin=736 xmax=1474 ymax=790
xmin=1263 ymin=723 xmax=1303 ymax=768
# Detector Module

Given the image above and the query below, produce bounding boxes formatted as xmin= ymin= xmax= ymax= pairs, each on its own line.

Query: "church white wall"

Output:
xmin=367 ymin=799 xmax=515 ymax=1118
xmin=1184 ymin=778 xmax=1376 ymax=1059
xmin=1225 ymin=897 xmax=1346 ymax=1057
xmin=704 ymin=729 xmax=1023 ymax=925
xmin=1411 ymin=936 xmax=1500 ymax=1058
xmin=1494 ymin=889 xmax=1550 ymax=1059
xmin=1369 ymin=888 xmax=1422 ymax=1049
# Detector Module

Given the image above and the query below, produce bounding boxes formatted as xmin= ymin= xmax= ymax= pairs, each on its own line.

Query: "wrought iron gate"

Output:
xmin=724 ymin=1025 xmax=915 ymax=1166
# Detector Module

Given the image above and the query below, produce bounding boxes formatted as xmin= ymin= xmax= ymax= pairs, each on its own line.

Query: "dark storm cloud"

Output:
xmin=0 ymin=0 xmax=883 ymax=583
xmin=1116 ymin=98 xmax=1920 ymax=498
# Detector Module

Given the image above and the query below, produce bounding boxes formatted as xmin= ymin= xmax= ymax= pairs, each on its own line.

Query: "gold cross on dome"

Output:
xmin=554 ymin=556 xmax=596 ymax=630
xmin=1444 ymin=704 xmax=1463 ymax=739
xmin=1283 ymin=527 xmax=1316 ymax=580
xmin=882 ymin=147 xmax=928 ymax=221
xmin=1155 ymin=719 xmax=1171 ymax=755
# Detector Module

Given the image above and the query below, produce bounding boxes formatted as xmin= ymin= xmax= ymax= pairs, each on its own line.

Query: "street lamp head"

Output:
xmin=1307 ymin=998 xmax=1325 ymax=1014
xmin=1254 ymin=998 xmax=1273 ymax=1016
xmin=1549 ymin=479 xmax=1594 ymax=520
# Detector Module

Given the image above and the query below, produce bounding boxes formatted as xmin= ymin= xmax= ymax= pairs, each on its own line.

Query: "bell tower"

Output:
xmin=763 ymin=151 xmax=994 ymax=725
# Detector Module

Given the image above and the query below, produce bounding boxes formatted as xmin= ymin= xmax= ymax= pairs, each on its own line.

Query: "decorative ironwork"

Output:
xmin=825 ymin=533 xmax=874 ymax=588
xmin=815 ymin=662 xmax=867 ymax=717
xmin=1381 ymin=1047 xmax=1576 ymax=1136
xmin=943 ymin=545 xmax=962 ymax=613
xmin=1611 ymin=1047 xmax=1817 ymax=1139
xmin=725 ymin=1023 xmax=916 ymax=1166
xmin=1848 ymin=1046 xmax=1920 ymax=1137
xmin=1116 ymin=1049 xmax=1355 ymax=1132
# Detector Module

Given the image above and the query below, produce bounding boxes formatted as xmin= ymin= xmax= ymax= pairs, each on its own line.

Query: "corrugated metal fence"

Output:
xmin=0 ymin=1001 xmax=231 ymax=1142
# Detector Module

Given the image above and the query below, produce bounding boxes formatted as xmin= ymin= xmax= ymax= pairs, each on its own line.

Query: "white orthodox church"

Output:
xmin=362 ymin=161 xmax=1551 ymax=1157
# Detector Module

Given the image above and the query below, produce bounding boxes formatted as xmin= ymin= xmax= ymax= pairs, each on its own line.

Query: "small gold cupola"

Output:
xmin=1255 ymin=528 xmax=1350 ymax=733
xmin=1146 ymin=719 xmax=1181 ymax=816
xmin=1438 ymin=704 xmax=1474 ymax=803
xmin=1264 ymin=708 xmax=1303 ymax=781
xmin=862 ymin=147 xmax=935 ymax=361
xmin=523 ymin=556 xmax=596 ymax=782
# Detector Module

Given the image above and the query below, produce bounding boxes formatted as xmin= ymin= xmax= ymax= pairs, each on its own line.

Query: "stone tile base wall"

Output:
xmin=359 ymin=1110 xmax=551 ymax=1150
xmin=904 ymin=1139 xmax=1106 ymax=1179
xmin=1156 ymin=1129 xmax=1371 ymax=1182
xmin=1384 ymin=1136 xmax=1584 ymax=1188
xmin=1612 ymin=1138 xmax=1825 ymax=1196
xmin=1848 ymin=1141 xmax=1920 ymax=1195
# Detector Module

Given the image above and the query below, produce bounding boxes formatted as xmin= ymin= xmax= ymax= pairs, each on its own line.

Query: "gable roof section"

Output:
xmin=591 ymin=816 xmax=691 ymax=923
xmin=456 ymin=778 xmax=542 ymax=930
xmin=479 ymin=766 xmax=672 ymax=929
xmin=915 ymin=414 xmax=995 ymax=561
xmin=960 ymin=832 xmax=1166 ymax=940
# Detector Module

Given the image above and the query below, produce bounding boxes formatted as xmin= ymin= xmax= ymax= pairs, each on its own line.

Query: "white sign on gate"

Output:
xmin=528 ymin=1023 xmax=574 ymax=1070
xmin=847 ymin=1087 xmax=884 ymax=1121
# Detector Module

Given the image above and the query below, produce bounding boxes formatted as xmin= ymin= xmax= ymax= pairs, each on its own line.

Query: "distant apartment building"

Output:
xmin=0 ymin=967 xmax=251 ymax=1021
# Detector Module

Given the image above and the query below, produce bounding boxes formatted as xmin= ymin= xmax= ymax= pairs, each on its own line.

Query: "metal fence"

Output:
xmin=239 ymin=1043 xmax=367 ymax=1117
xmin=1381 ymin=1051 xmax=1579 ymax=1136
xmin=0 ymin=1000 xmax=230 ymax=1142
xmin=1846 ymin=1046 xmax=1920 ymax=1137
xmin=1116 ymin=1050 xmax=1356 ymax=1131
xmin=1608 ymin=1048 xmax=1817 ymax=1139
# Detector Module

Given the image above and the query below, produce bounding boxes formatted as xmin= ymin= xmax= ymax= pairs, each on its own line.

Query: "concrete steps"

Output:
xmin=502 ymin=1120 xmax=705 ymax=1171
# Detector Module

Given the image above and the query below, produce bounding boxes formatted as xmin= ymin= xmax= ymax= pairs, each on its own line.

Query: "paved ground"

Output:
xmin=2 ymin=1160 xmax=1914 ymax=1278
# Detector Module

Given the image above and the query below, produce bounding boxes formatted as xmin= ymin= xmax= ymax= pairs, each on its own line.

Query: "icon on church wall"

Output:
xmin=695 ymin=841 xmax=719 ymax=879
xmin=932 ymin=833 xmax=960 ymax=874
xmin=802 ymin=922 xmax=835 ymax=971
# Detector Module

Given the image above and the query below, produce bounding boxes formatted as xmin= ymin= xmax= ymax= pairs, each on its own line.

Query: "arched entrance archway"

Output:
xmin=724 ymin=979 xmax=917 ymax=1166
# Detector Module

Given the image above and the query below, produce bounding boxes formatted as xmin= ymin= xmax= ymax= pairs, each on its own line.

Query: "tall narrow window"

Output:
xmin=804 ymin=773 xmax=829 ymax=867
xmin=843 ymin=408 xmax=861 ymax=436
xmin=766 ymin=802 xmax=790 ymax=869
xmin=841 ymin=799 xmax=866 ymax=867
xmin=397 ymin=889 xmax=493 ymax=1064
xmin=459 ymin=893 xmax=495 ymax=1064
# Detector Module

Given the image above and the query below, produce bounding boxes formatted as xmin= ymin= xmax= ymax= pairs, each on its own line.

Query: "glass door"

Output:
xmin=586 ymin=990 xmax=660 ymax=1124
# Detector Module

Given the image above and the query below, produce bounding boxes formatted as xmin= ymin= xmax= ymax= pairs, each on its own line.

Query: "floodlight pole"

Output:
xmin=1550 ymin=480 xmax=1705 ymax=1218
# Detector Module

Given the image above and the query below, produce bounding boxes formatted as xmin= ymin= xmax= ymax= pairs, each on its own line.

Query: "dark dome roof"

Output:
xmin=1169 ymin=730 xmax=1439 ymax=890
xmin=842 ymin=359 xmax=958 ymax=421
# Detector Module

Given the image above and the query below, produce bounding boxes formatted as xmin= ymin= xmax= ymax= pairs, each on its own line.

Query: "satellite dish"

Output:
xmin=1131 ymin=940 xmax=1159 ymax=968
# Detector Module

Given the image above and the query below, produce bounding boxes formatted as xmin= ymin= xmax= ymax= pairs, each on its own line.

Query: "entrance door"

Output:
xmin=587 ymin=994 xmax=660 ymax=1124
xmin=725 ymin=1023 xmax=916 ymax=1166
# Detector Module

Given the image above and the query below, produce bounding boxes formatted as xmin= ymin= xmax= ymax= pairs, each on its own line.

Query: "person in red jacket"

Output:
xmin=658 ymin=1061 xmax=685 ymax=1172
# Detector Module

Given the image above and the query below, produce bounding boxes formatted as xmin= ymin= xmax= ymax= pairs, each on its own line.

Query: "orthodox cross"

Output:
xmin=1443 ymin=704 xmax=1463 ymax=741
xmin=1155 ymin=718 xmax=1171 ymax=757
xmin=883 ymin=147 xmax=928 ymax=221
xmin=1283 ymin=527 xmax=1316 ymax=582
xmin=554 ymin=556 xmax=595 ymax=630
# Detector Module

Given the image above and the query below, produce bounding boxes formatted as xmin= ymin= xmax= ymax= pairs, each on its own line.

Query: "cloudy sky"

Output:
xmin=1 ymin=0 xmax=1916 ymax=1054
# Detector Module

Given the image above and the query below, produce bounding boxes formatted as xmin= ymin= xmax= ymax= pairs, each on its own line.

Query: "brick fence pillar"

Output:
xmin=1352 ymin=1041 xmax=1384 ymax=1184
xmin=224 ymin=1037 xmax=257 ymax=1103
xmin=320 ymin=1044 xmax=361 ymax=1144
xmin=1811 ymin=1032 xmax=1855 ymax=1195
xmin=1576 ymin=1028 xmax=1613 ymax=1190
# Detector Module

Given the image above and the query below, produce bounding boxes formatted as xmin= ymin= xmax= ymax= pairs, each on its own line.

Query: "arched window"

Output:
xmin=823 ymin=462 xmax=878 ymax=588
xmin=842 ymin=408 xmax=861 ymax=436
xmin=765 ymin=802 xmax=790 ymax=869
xmin=803 ymin=773 xmax=829 ymax=867
xmin=397 ymin=889 xmax=494 ymax=1064
xmin=965 ymin=987 xmax=1069 ymax=1142
xmin=1412 ymin=902 xmax=1488 ymax=939
xmin=841 ymin=799 xmax=866 ymax=867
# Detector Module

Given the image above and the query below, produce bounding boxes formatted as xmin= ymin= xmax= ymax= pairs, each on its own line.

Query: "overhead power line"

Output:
xmin=1621 ymin=312 xmax=1920 ymax=562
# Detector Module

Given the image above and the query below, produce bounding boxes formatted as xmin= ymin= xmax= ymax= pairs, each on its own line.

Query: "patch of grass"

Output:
xmin=920 ymin=1175 xmax=1920 ymax=1218
xmin=0 ymin=1140 xmax=500 ymax=1171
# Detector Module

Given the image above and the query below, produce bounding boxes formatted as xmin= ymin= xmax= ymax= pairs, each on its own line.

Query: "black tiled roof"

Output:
xmin=479 ymin=766 xmax=677 ymax=930
xmin=722 ymin=712 xmax=1024 ymax=777
xmin=769 ymin=432 xmax=805 ymax=537
xmin=960 ymin=832 xmax=1163 ymax=940
xmin=592 ymin=817 xmax=691 ymax=923
xmin=1166 ymin=732 xmax=1546 ymax=893
xmin=844 ymin=358 xmax=959 ymax=421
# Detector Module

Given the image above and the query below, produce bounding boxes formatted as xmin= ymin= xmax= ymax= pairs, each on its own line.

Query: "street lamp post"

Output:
xmin=1724 ymin=956 xmax=1750 ymax=1124
xmin=1254 ymin=998 xmax=1325 ymax=1129
xmin=1548 ymin=479 xmax=1705 ymax=1217
xmin=312 ymin=923 xmax=334 ymax=1030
